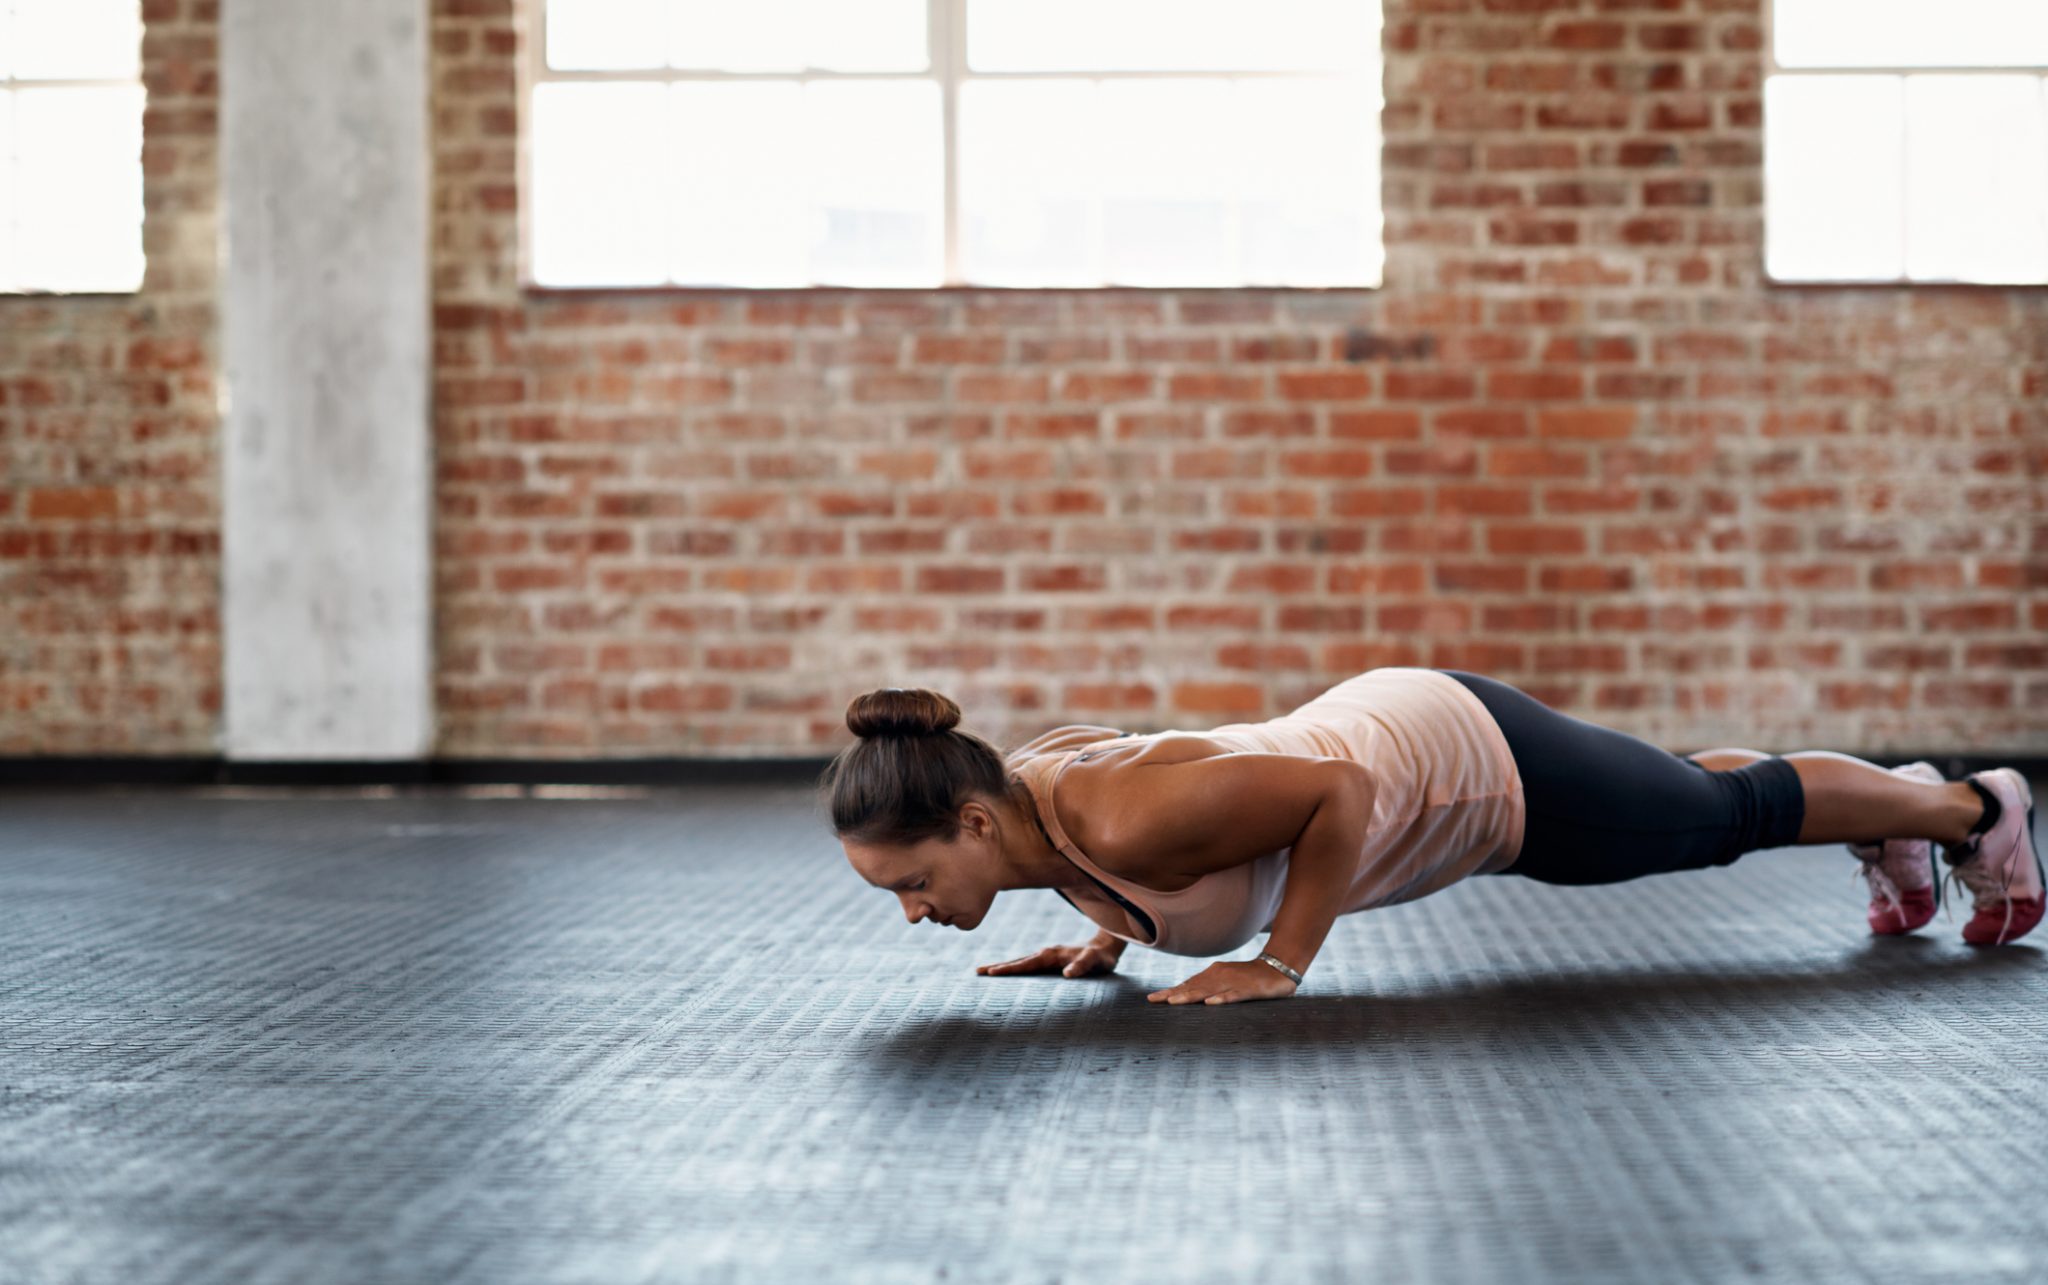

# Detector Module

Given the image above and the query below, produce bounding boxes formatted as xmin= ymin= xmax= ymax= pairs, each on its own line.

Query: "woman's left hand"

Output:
xmin=1147 ymin=959 xmax=1297 ymax=1006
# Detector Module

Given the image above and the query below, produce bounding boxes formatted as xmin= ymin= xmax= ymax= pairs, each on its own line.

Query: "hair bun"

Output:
xmin=846 ymin=687 xmax=962 ymax=740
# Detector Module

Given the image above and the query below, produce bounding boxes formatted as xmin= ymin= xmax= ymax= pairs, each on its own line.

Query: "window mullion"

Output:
xmin=936 ymin=0 xmax=959 ymax=287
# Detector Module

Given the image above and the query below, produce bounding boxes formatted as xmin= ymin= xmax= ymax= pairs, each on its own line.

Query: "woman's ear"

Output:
xmin=959 ymin=798 xmax=1001 ymax=843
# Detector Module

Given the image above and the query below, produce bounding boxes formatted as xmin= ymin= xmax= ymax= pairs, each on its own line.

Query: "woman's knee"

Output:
xmin=1687 ymin=748 xmax=1773 ymax=771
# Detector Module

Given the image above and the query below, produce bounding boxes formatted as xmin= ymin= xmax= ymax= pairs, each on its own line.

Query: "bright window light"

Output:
xmin=528 ymin=0 xmax=1383 ymax=289
xmin=1766 ymin=2 xmax=2048 ymax=285
xmin=1774 ymin=0 xmax=2048 ymax=70
xmin=0 ymin=0 xmax=147 ymax=294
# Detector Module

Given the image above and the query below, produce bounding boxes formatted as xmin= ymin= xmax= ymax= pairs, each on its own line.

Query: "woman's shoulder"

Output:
xmin=1011 ymin=728 xmax=1231 ymax=774
xmin=1070 ymin=730 xmax=1235 ymax=766
xmin=1005 ymin=723 xmax=1130 ymax=768
xmin=1047 ymin=733 xmax=1240 ymax=891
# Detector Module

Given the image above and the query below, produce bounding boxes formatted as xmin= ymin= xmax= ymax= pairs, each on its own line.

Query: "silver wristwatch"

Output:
xmin=1256 ymin=951 xmax=1304 ymax=985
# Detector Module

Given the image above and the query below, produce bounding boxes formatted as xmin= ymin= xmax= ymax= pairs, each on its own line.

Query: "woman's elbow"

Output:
xmin=1321 ymin=759 xmax=1378 ymax=812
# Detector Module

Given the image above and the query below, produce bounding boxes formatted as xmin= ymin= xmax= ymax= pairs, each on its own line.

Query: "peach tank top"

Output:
xmin=1012 ymin=667 xmax=1526 ymax=958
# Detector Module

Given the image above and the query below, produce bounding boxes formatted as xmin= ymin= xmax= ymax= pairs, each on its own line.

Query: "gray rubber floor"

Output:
xmin=2 ymin=784 xmax=2044 ymax=1285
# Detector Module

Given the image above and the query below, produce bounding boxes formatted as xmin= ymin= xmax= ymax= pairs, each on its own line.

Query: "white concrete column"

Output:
xmin=220 ymin=0 xmax=432 ymax=759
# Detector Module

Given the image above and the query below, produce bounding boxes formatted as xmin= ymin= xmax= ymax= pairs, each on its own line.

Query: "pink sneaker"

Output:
xmin=1938 ymin=768 xmax=2043 ymax=947
xmin=1846 ymin=760 xmax=1945 ymax=935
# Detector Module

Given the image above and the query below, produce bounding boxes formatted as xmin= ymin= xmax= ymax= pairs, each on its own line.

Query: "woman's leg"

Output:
xmin=1436 ymin=669 xmax=1987 ymax=887
xmin=1438 ymin=670 xmax=1799 ymax=885
xmin=1685 ymin=747 xmax=1984 ymax=848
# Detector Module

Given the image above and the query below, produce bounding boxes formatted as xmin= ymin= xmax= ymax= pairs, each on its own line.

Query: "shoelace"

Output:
xmin=1939 ymin=814 xmax=2028 ymax=942
xmin=1847 ymin=855 xmax=1908 ymax=920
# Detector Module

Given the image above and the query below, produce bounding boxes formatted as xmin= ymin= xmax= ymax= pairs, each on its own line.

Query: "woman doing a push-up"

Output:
xmin=823 ymin=667 xmax=2042 ymax=1006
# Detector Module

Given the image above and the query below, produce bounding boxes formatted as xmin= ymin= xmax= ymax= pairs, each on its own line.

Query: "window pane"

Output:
xmin=546 ymin=0 xmax=669 ymax=71
xmin=13 ymin=85 xmax=145 ymax=292
xmin=671 ymin=0 xmax=925 ymax=73
xmin=551 ymin=0 xmax=926 ymax=73
xmin=11 ymin=0 xmax=141 ymax=81
xmin=1764 ymin=75 xmax=1905 ymax=281
xmin=798 ymin=0 xmax=926 ymax=73
xmin=664 ymin=81 xmax=942 ymax=288
xmin=531 ymin=83 xmax=674 ymax=286
xmin=803 ymin=81 xmax=943 ymax=286
xmin=958 ymin=80 xmax=1102 ymax=286
xmin=1232 ymin=77 xmax=1381 ymax=287
xmin=670 ymin=82 xmax=813 ymax=287
xmin=960 ymin=76 xmax=1381 ymax=288
xmin=668 ymin=0 xmax=801 ymax=72
xmin=1905 ymin=75 xmax=2048 ymax=283
xmin=1776 ymin=0 xmax=2048 ymax=69
xmin=969 ymin=0 xmax=1376 ymax=74
xmin=1098 ymin=79 xmax=1245 ymax=286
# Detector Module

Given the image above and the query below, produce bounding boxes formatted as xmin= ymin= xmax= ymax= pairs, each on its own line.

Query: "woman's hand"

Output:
xmin=1147 ymin=959 xmax=1297 ymax=1006
xmin=976 ymin=940 xmax=1121 ymax=979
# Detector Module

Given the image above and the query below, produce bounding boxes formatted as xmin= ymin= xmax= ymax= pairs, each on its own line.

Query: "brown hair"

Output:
xmin=819 ymin=687 xmax=1021 ymax=848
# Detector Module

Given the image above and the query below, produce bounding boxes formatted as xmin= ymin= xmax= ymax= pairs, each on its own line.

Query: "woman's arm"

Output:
xmin=1062 ymin=753 xmax=1376 ymax=1006
xmin=1256 ymin=771 xmax=1375 ymax=979
xmin=1086 ymin=926 xmax=1129 ymax=960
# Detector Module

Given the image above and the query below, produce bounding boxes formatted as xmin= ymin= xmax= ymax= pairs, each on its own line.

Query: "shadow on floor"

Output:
xmin=857 ymin=942 xmax=2039 ymax=1067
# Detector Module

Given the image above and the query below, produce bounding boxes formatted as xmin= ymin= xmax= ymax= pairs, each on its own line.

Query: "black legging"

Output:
xmin=1438 ymin=669 xmax=1807 ymax=886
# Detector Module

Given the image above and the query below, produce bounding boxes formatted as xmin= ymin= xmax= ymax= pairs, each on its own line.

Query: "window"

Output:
xmin=524 ymin=0 xmax=1382 ymax=290
xmin=1764 ymin=0 xmax=2048 ymax=284
xmin=0 ymin=0 xmax=146 ymax=294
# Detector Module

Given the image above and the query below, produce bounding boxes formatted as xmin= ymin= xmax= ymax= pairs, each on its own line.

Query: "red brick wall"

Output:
xmin=8 ymin=0 xmax=2046 ymax=757
xmin=0 ymin=0 xmax=220 ymax=753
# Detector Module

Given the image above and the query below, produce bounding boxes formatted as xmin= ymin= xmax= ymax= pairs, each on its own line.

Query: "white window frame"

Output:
xmin=0 ymin=16 xmax=146 ymax=296
xmin=1761 ymin=0 xmax=2048 ymax=287
xmin=517 ymin=0 xmax=1383 ymax=291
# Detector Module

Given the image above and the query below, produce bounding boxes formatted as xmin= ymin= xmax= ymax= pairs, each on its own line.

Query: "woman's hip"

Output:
xmin=1435 ymin=669 xmax=1806 ymax=886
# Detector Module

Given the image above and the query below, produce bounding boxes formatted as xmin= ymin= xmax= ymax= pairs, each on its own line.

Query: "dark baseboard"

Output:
xmin=0 ymin=756 xmax=838 ymax=789
xmin=0 ymin=752 xmax=2044 ymax=791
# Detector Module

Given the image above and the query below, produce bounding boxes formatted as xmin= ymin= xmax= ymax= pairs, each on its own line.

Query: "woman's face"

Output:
xmin=842 ymin=806 xmax=999 ymax=932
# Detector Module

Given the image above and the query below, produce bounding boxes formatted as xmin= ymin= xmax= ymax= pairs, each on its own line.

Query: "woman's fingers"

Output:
xmin=979 ymin=943 xmax=1120 ymax=978
xmin=1147 ymin=960 xmax=1295 ymax=1005
xmin=1148 ymin=967 xmax=1217 ymax=1003
xmin=976 ymin=957 xmax=1034 ymax=974
xmin=1066 ymin=946 xmax=1123 ymax=977
xmin=976 ymin=946 xmax=1066 ymax=975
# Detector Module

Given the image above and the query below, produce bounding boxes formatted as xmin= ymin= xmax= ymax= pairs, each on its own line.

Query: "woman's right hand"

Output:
xmin=976 ymin=940 xmax=1122 ymax=979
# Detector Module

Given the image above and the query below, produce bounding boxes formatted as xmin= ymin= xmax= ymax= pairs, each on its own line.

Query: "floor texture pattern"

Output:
xmin=2 ymin=784 xmax=2044 ymax=1284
